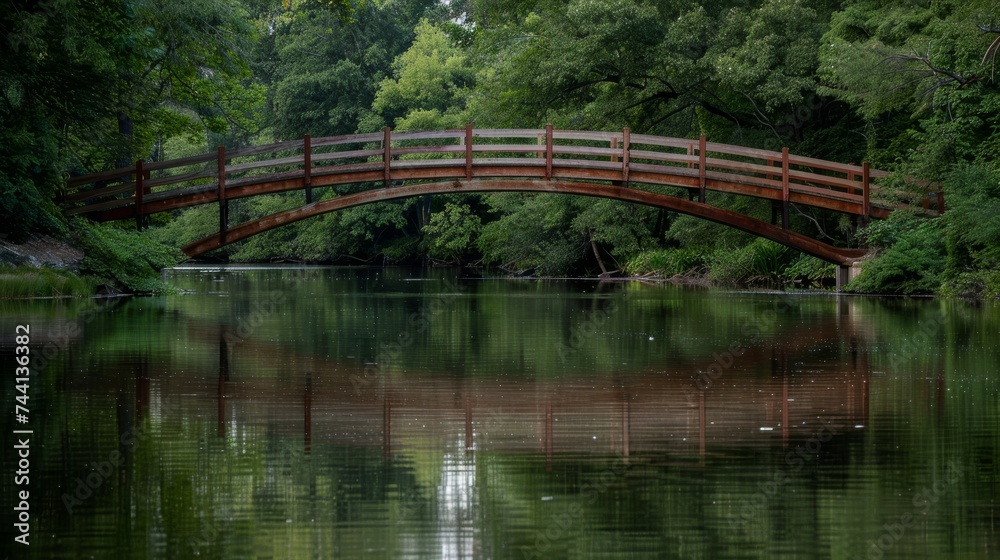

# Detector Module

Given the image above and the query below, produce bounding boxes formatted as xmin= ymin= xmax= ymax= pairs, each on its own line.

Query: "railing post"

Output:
xmin=304 ymin=134 xmax=312 ymax=204
xmin=781 ymin=147 xmax=790 ymax=229
xmin=698 ymin=135 xmax=706 ymax=203
xmin=134 ymin=160 xmax=144 ymax=231
xmin=218 ymin=146 xmax=227 ymax=242
xmin=622 ymin=127 xmax=630 ymax=187
xmin=545 ymin=123 xmax=553 ymax=180
xmin=465 ymin=123 xmax=473 ymax=180
xmin=861 ymin=161 xmax=870 ymax=224
xmin=383 ymin=126 xmax=392 ymax=187
xmin=610 ymin=136 xmax=620 ymax=187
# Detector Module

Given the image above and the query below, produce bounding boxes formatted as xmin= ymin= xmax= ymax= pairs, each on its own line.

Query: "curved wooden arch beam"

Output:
xmin=181 ymin=180 xmax=868 ymax=265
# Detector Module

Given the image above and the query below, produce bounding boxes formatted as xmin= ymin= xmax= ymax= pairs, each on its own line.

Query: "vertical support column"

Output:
xmin=781 ymin=147 xmax=790 ymax=229
xmin=622 ymin=127 xmax=630 ymax=188
xmin=698 ymin=135 xmax=707 ymax=203
xmin=861 ymin=161 xmax=870 ymax=224
xmin=610 ymin=136 xmax=620 ymax=187
xmin=134 ymin=160 xmax=144 ymax=231
xmin=383 ymin=126 xmax=392 ymax=188
xmin=545 ymin=123 xmax=553 ymax=180
xmin=836 ymin=265 xmax=850 ymax=293
xmin=218 ymin=146 xmax=227 ymax=243
xmin=465 ymin=123 xmax=473 ymax=180
xmin=304 ymin=134 xmax=313 ymax=204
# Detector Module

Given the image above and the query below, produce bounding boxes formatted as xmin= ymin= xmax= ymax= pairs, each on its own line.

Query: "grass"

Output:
xmin=0 ymin=267 xmax=97 ymax=299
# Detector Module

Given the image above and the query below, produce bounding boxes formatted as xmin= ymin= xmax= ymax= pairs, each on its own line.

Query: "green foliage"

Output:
xmin=706 ymin=238 xmax=797 ymax=287
xmin=848 ymin=218 xmax=946 ymax=294
xmin=371 ymin=19 xmax=473 ymax=130
xmin=423 ymin=202 xmax=482 ymax=263
xmin=478 ymin=194 xmax=584 ymax=275
xmin=624 ymin=248 xmax=708 ymax=277
xmin=781 ymin=254 xmax=836 ymax=286
xmin=73 ymin=221 xmax=183 ymax=294
xmin=0 ymin=267 xmax=96 ymax=299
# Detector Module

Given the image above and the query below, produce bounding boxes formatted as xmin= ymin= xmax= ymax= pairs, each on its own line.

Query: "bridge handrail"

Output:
xmin=61 ymin=125 xmax=939 ymax=223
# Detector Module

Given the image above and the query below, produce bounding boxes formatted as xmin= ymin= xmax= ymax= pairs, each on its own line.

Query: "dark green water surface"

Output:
xmin=2 ymin=266 xmax=998 ymax=559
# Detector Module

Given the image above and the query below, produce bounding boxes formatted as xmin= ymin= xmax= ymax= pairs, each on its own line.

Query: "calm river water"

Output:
xmin=1 ymin=265 xmax=998 ymax=559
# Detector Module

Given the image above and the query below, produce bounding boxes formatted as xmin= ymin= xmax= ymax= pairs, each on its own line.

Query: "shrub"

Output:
xmin=72 ymin=220 xmax=183 ymax=294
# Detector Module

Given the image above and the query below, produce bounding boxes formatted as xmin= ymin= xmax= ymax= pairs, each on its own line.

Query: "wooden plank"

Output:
xmin=704 ymin=157 xmax=785 ymax=177
xmin=472 ymin=128 xmax=545 ymax=138
xmin=788 ymin=153 xmax=865 ymax=176
xmin=391 ymin=159 xmax=466 ymax=170
xmin=64 ymin=181 xmax=135 ymax=203
xmin=64 ymin=197 xmax=135 ymax=216
xmin=628 ymin=134 xmax=696 ymax=149
xmin=787 ymin=169 xmax=859 ymax=192
xmin=471 ymin=144 xmax=544 ymax=154
xmin=628 ymin=150 xmax=697 ymax=165
xmin=552 ymin=145 xmax=619 ymax=158
xmin=552 ymin=130 xmax=618 ymax=142
xmin=704 ymin=170 xmax=782 ymax=191
xmin=144 ymin=169 xmax=216 ymax=189
xmin=144 ymin=152 xmax=217 ymax=172
xmin=227 ymin=139 xmax=303 ymax=159
xmin=226 ymin=155 xmax=304 ymax=174
xmin=391 ymin=130 xmax=464 ymax=141
xmin=628 ymin=162 xmax=700 ymax=179
xmin=392 ymin=145 xmax=465 ymax=156
xmin=311 ymin=132 xmax=383 ymax=148
xmin=705 ymin=141 xmax=783 ymax=162
xmin=789 ymin=182 xmax=863 ymax=204
xmin=311 ymin=149 xmax=383 ymax=162
xmin=66 ymin=167 xmax=134 ymax=189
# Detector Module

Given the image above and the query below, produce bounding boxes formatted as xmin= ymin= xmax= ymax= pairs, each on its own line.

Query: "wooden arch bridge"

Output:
xmin=63 ymin=125 xmax=939 ymax=273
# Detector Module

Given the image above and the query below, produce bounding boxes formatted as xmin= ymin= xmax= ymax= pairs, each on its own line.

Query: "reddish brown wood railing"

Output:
xmin=63 ymin=125 xmax=934 ymax=232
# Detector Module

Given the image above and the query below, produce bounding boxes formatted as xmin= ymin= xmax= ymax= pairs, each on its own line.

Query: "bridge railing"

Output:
xmin=62 ymin=125 xmax=935 ymax=228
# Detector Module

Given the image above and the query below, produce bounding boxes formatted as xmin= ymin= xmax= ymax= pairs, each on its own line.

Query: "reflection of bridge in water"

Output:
xmin=88 ymin=302 xmax=882 ymax=469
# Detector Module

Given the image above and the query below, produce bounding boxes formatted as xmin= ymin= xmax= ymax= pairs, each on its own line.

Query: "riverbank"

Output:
xmin=0 ymin=224 xmax=182 ymax=299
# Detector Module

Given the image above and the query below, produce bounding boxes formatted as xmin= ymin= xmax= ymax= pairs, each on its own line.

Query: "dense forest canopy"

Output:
xmin=2 ymin=0 xmax=999 ymax=295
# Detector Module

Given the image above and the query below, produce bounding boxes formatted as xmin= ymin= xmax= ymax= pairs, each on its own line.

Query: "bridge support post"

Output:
xmin=217 ymin=146 xmax=228 ymax=243
xmin=622 ymin=126 xmax=630 ymax=188
xmin=781 ymin=147 xmax=790 ymax=229
xmin=304 ymin=134 xmax=312 ymax=204
xmin=861 ymin=161 xmax=870 ymax=226
xmin=836 ymin=266 xmax=849 ymax=293
xmin=836 ymin=263 xmax=863 ymax=292
xmin=135 ymin=159 xmax=144 ymax=231
xmin=698 ymin=135 xmax=706 ymax=203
